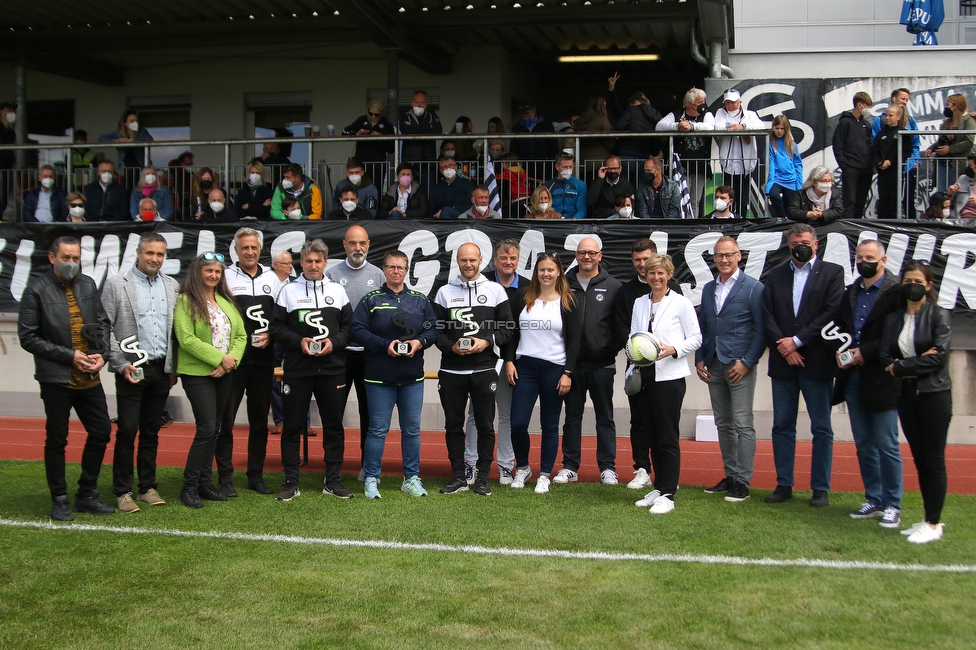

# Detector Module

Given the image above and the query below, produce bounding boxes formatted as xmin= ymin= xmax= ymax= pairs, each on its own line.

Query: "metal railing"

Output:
xmin=897 ymin=129 xmax=976 ymax=219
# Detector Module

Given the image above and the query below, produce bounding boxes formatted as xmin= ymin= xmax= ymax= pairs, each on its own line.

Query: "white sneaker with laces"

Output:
xmin=626 ymin=468 xmax=651 ymax=490
xmin=498 ymin=466 xmax=515 ymax=486
xmin=552 ymin=468 xmax=578 ymax=484
xmin=907 ymin=523 xmax=944 ymax=544
xmin=635 ymin=489 xmax=661 ymax=508
xmin=511 ymin=466 xmax=532 ymax=489
xmin=901 ymin=521 xmax=927 ymax=536
xmin=649 ymin=494 xmax=675 ymax=514
xmin=600 ymin=469 xmax=619 ymax=485
xmin=534 ymin=475 xmax=551 ymax=494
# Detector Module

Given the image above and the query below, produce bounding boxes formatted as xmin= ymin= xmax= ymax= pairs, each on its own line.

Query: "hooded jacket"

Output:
xmin=566 ymin=266 xmax=622 ymax=368
xmin=433 ymin=273 xmax=514 ymax=373
xmin=832 ymin=110 xmax=874 ymax=171
xmin=271 ymin=273 xmax=352 ymax=377
xmin=270 ymin=174 xmax=323 ymax=220
xmin=225 ymin=263 xmax=281 ymax=367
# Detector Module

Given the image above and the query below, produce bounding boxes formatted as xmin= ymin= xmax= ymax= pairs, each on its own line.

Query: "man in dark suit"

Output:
xmin=761 ymin=223 xmax=845 ymax=507
xmin=695 ymin=235 xmax=766 ymax=503
xmin=83 ymin=160 xmax=130 ymax=221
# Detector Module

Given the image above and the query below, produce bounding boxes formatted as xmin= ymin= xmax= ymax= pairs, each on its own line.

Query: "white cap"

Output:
xmin=723 ymin=89 xmax=741 ymax=103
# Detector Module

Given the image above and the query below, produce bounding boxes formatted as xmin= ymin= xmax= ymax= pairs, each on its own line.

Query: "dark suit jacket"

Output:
xmin=696 ymin=271 xmax=766 ymax=370
xmin=84 ymin=181 xmax=131 ymax=221
xmin=762 ymin=257 xmax=845 ymax=380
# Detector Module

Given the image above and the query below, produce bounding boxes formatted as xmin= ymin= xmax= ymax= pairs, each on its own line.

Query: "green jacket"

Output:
xmin=174 ymin=293 xmax=247 ymax=376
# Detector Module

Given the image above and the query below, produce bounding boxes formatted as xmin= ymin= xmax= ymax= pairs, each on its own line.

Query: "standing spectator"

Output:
xmin=629 ymin=254 xmax=702 ymax=514
xmin=428 ymin=156 xmax=474 ymax=219
xmin=377 ymin=163 xmax=428 ymax=219
xmin=325 ymin=225 xmax=386 ymax=481
xmin=98 ymin=109 xmax=153 ymax=169
xmin=487 ymin=117 xmax=506 ymax=135
xmin=350 ymin=250 xmax=438 ymax=499
xmin=695 ymin=236 xmax=766 ymax=503
xmin=871 ymin=88 xmax=920 ymax=216
xmin=924 ymin=93 xmax=976 ymax=192
xmin=556 ymin=238 xmax=622 ymax=486
xmin=71 ymin=130 xmax=99 ymax=188
xmin=128 ymin=166 xmax=173 ymax=221
xmin=173 ymin=252 xmax=246 ymax=508
xmin=256 ymin=142 xmax=290 ymax=166
xmin=448 ymin=116 xmax=479 ymax=164
xmin=657 ymin=88 xmax=714 ymax=218
xmin=269 ymin=249 xmax=294 ymax=436
xmin=765 ymin=115 xmax=804 ymax=218
xmin=873 ymin=105 xmax=912 ymax=218
xmin=18 ymin=236 xmax=115 ymax=520
xmin=545 ymin=153 xmax=587 ymax=219
xmin=881 ymin=261 xmax=952 ymax=544
xmin=235 ymin=160 xmax=273 ymax=220
xmin=101 ymin=233 xmax=179 ymax=512
xmin=586 ymin=155 xmax=636 ymax=218
xmin=608 ymin=73 xmax=664 ymax=185
xmin=525 ymin=185 xmax=562 ymax=219
xmin=714 ymin=89 xmax=764 ymax=218
xmin=832 ymin=92 xmax=875 ymax=219
xmin=343 ymin=100 xmax=395 ymax=185
xmin=23 ymin=165 xmax=68 ymax=222
xmin=506 ymin=252 xmax=580 ymax=493
xmin=510 ymin=104 xmax=557 ymax=164
xmin=459 ymin=185 xmax=501 ymax=219
xmin=835 ymin=240 xmax=904 ymax=528
xmin=761 ymin=223 xmax=845 ymax=507
xmin=634 ymin=156 xmax=680 ymax=219
xmin=787 ymin=166 xmax=844 ymax=224
xmin=399 ymin=90 xmax=442 ymax=187
xmin=270 ymin=239 xmax=353 ymax=501
xmin=331 ymin=158 xmax=379 ymax=217
xmin=84 ymin=160 xmax=130 ymax=221
xmin=706 ymin=185 xmax=739 ymax=219
xmin=946 ymin=154 xmax=976 ymax=219
xmin=575 ymin=95 xmax=615 ymax=167
xmin=270 ymin=163 xmax=323 ymax=220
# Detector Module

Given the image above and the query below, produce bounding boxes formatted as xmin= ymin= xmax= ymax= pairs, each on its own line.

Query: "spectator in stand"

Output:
xmin=497 ymin=153 xmax=533 ymax=217
xmin=270 ymin=163 xmax=322 ymax=220
xmin=706 ymin=185 xmax=739 ymax=219
xmin=832 ymin=92 xmax=875 ymax=219
xmin=656 ymin=87 xmax=714 ymax=219
xmin=23 ymin=165 xmax=68 ymax=223
xmin=71 ymin=130 xmax=99 ymax=187
xmin=0 ymin=102 xmax=15 ymax=214
xmin=135 ymin=197 xmax=163 ymax=222
xmin=459 ymin=184 xmax=501 ymax=219
xmin=921 ymin=191 xmax=950 ymax=220
xmin=428 ymin=156 xmax=474 ymax=219
xmin=587 ymin=155 xmax=636 ymax=218
xmin=190 ymin=167 xmax=218 ymax=221
xmin=487 ymin=117 xmax=506 ymax=134
xmin=946 ymin=154 xmax=976 ymax=219
xmin=235 ymin=160 xmax=273 ymax=220
xmin=378 ymin=162 xmax=428 ymax=219
xmin=635 ymin=156 xmax=680 ymax=219
xmin=327 ymin=186 xmax=373 ymax=220
xmin=98 ymin=110 xmax=153 ymax=169
xmin=129 ymin=166 xmax=173 ymax=221
xmin=510 ymin=104 xmax=557 ymax=164
xmin=256 ymin=142 xmax=290 ymax=166
xmin=486 ymin=139 xmax=506 ymax=160
xmin=871 ymin=89 xmax=920 ymax=216
xmin=608 ymin=73 xmax=664 ymax=185
xmin=342 ymin=99 xmax=395 ymax=184
xmin=198 ymin=188 xmax=238 ymax=223
xmin=609 ymin=195 xmax=635 ymax=220
xmin=545 ymin=153 xmax=587 ymax=219
xmin=924 ymin=93 xmax=976 ymax=192
xmin=66 ymin=192 xmax=87 ymax=222
xmin=450 ymin=116 xmax=479 ymax=163
xmin=765 ymin=115 xmax=804 ymax=219
xmin=788 ymin=166 xmax=843 ymax=224
xmin=873 ymin=105 xmax=913 ymax=219
xmin=169 ymin=151 xmax=195 ymax=221
xmin=576 ymin=95 xmax=615 ymax=168
xmin=714 ymin=89 xmax=765 ymax=218
xmin=398 ymin=90 xmax=442 ymax=183
xmin=331 ymin=158 xmax=379 ymax=216
xmin=525 ymin=185 xmax=562 ymax=219
xmin=279 ymin=196 xmax=300 ymax=220
xmin=84 ymin=160 xmax=130 ymax=221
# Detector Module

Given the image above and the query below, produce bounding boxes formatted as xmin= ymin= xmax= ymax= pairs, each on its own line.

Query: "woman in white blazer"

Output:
xmin=629 ymin=254 xmax=702 ymax=514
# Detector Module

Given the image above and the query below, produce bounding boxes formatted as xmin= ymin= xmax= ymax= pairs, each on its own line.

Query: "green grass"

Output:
xmin=1 ymin=459 xmax=974 ymax=649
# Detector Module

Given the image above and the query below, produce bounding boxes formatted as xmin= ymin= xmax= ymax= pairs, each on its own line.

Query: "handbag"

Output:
xmin=624 ymin=364 xmax=642 ymax=396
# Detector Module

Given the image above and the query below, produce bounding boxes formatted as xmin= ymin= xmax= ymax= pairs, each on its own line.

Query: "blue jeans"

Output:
xmin=845 ymin=372 xmax=903 ymax=510
xmin=770 ymin=374 xmax=834 ymax=491
xmin=363 ymin=381 xmax=423 ymax=479
xmin=511 ymin=356 xmax=565 ymax=475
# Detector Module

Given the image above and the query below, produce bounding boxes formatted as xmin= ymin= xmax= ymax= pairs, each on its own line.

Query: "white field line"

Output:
xmin=2 ymin=518 xmax=974 ymax=574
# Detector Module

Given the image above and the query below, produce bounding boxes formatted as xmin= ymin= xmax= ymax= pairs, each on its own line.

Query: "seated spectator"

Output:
xmin=98 ymin=109 xmax=153 ymax=169
xmin=706 ymin=185 xmax=739 ymax=219
xmin=544 ymin=153 xmax=587 ymax=219
xmin=235 ymin=160 xmax=273 ymax=220
xmin=280 ymin=196 xmax=302 ymax=220
xmin=635 ymin=156 xmax=680 ymax=219
xmin=83 ymin=160 xmax=130 ymax=221
xmin=510 ymin=104 xmax=557 ymax=163
xmin=921 ymin=191 xmax=950 ymax=220
xmin=270 ymin=163 xmax=322 ymax=220
xmin=190 ymin=167 xmax=219 ymax=220
xmin=342 ymin=99 xmax=395 ymax=181
xmin=586 ymin=155 xmax=636 ymax=218
xmin=378 ymin=163 xmax=428 ymax=219
xmin=787 ymin=166 xmax=843 ymax=224
xmin=498 ymin=153 xmax=533 ymax=218
xmin=487 ymin=139 xmax=506 ymax=159
xmin=332 ymin=158 xmax=379 ymax=216
xmin=428 ymin=156 xmax=474 ymax=219
xmin=575 ymin=95 xmax=615 ymax=167
xmin=946 ymin=154 xmax=976 ymax=219
xmin=524 ymin=185 xmax=562 ymax=219
xmin=134 ymin=197 xmax=164 ymax=222
xmin=459 ymin=185 xmax=500 ymax=219
xmin=608 ymin=194 xmax=635 ymax=220
xmin=327 ymin=186 xmax=373 ymax=220
xmin=129 ymin=166 xmax=173 ymax=221
xmin=198 ymin=188 xmax=238 ymax=223
xmin=65 ymin=192 xmax=87 ymax=222
xmin=450 ymin=116 xmax=478 ymax=163
xmin=23 ymin=165 xmax=68 ymax=222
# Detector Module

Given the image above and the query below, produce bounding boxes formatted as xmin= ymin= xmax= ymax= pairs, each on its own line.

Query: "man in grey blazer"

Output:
xmin=695 ymin=236 xmax=766 ymax=502
xmin=101 ymin=233 xmax=180 ymax=512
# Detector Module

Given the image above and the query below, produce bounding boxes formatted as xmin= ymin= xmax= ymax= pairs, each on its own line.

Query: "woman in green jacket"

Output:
xmin=174 ymin=252 xmax=246 ymax=508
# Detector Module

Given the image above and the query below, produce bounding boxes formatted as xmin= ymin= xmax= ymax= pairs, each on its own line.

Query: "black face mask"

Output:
xmin=857 ymin=261 xmax=879 ymax=279
xmin=200 ymin=180 xmax=213 ymax=190
xmin=696 ymin=103 xmax=707 ymax=115
xmin=965 ymin=167 xmax=975 ymax=179
xmin=643 ymin=172 xmax=656 ymax=185
xmin=605 ymin=171 xmax=620 ymax=183
xmin=901 ymin=283 xmax=927 ymax=302
xmin=790 ymin=244 xmax=813 ymax=264
xmin=943 ymin=107 xmax=954 ymax=119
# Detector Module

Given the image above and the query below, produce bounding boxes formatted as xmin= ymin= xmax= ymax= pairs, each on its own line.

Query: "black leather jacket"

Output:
xmin=880 ymin=301 xmax=951 ymax=395
xmin=18 ymin=269 xmax=110 ymax=384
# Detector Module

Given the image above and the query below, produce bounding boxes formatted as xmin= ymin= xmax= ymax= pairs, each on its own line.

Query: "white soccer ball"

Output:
xmin=625 ymin=331 xmax=661 ymax=367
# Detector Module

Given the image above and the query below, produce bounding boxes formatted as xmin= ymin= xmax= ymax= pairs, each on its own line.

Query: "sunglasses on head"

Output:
xmin=907 ymin=259 xmax=931 ymax=266
xmin=536 ymin=251 xmax=559 ymax=261
xmin=200 ymin=252 xmax=225 ymax=262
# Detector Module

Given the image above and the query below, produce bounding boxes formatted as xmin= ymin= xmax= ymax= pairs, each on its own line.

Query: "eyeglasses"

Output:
xmin=384 ymin=265 xmax=407 ymax=272
xmin=272 ymin=261 xmax=291 ymax=267
xmin=713 ymin=252 xmax=739 ymax=260
xmin=368 ymin=112 xmax=381 ymax=117
xmin=200 ymin=252 xmax=225 ymax=262
xmin=576 ymin=250 xmax=601 ymax=258
xmin=537 ymin=251 xmax=559 ymax=261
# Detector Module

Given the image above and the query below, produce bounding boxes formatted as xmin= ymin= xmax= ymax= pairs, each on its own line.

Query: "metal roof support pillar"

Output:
xmin=14 ymin=61 xmax=26 ymax=171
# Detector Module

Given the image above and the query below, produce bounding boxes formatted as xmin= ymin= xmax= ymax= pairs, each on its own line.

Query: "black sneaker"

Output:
xmin=248 ymin=481 xmax=273 ymax=495
xmin=809 ymin=490 xmax=830 ymax=508
xmin=764 ymin=485 xmax=793 ymax=504
xmin=725 ymin=482 xmax=750 ymax=502
xmin=323 ymin=481 xmax=354 ymax=499
xmin=51 ymin=495 xmax=73 ymax=521
xmin=704 ymin=477 xmax=730 ymax=494
xmin=219 ymin=483 xmax=239 ymax=498
xmin=439 ymin=477 xmax=469 ymax=494
xmin=179 ymin=489 xmax=203 ymax=509
xmin=75 ymin=490 xmax=115 ymax=515
xmin=474 ymin=475 xmax=491 ymax=496
xmin=160 ymin=409 xmax=174 ymax=427
xmin=276 ymin=482 xmax=301 ymax=501
xmin=199 ymin=484 xmax=228 ymax=502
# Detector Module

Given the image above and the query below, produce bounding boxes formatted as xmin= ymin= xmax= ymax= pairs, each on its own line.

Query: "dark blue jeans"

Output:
xmin=511 ymin=356 xmax=565 ymax=475
xmin=771 ymin=373 xmax=834 ymax=492
xmin=767 ymin=183 xmax=796 ymax=219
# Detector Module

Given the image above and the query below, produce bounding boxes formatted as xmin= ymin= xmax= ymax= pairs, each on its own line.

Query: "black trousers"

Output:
xmin=898 ymin=385 xmax=951 ymax=524
xmin=344 ymin=351 xmax=371 ymax=463
xmin=214 ymin=363 xmax=273 ymax=485
xmin=113 ymin=362 xmax=171 ymax=496
xmin=633 ymin=368 xmax=686 ymax=496
xmin=281 ymin=373 xmax=346 ymax=484
xmin=181 ymin=374 xmax=233 ymax=490
xmin=562 ymin=366 xmax=617 ymax=472
xmin=439 ymin=370 xmax=497 ymax=477
xmin=876 ymin=168 xmax=899 ymax=218
xmin=841 ymin=166 xmax=874 ymax=219
xmin=40 ymin=382 xmax=112 ymax=498
xmin=726 ymin=172 xmax=755 ymax=218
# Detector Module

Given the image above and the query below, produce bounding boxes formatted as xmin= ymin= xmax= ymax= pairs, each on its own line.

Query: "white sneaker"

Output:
xmin=635 ymin=489 xmax=661 ymax=508
xmin=358 ymin=469 xmax=380 ymax=484
xmin=649 ymin=494 xmax=675 ymax=514
xmin=600 ymin=469 xmax=619 ymax=485
xmin=465 ymin=463 xmax=478 ymax=486
xmin=901 ymin=521 xmax=927 ymax=536
xmin=498 ymin=466 xmax=515 ymax=486
xmin=534 ymin=475 xmax=551 ymax=494
xmin=907 ymin=523 xmax=944 ymax=544
xmin=626 ymin=468 xmax=651 ymax=490
xmin=511 ymin=466 xmax=532 ymax=489
xmin=552 ymin=468 xmax=578 ymax=484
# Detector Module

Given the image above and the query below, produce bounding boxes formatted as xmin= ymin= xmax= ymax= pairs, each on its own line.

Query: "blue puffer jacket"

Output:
xmin=23 ymin=186 xmax=68 ymax=222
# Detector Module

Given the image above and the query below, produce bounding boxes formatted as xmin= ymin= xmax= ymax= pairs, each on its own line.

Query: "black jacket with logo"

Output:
xmin=271 ymin=274 xmax=351 ymax=378
xmin=433 ymin=274 xmax=514 ymax=373
xmin=225 ymin=263 xmax=280 ymax=367
xmin=566 ymin=266 xmax=621 ymax=368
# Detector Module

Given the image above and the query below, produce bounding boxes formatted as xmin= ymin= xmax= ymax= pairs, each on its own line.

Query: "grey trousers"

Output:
xmin=708 ymin=359 xmax=758 ymax=487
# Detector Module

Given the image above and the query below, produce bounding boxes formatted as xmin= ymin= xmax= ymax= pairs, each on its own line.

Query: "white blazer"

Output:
xmin=630 ymin=291 xmax=702 ymax=382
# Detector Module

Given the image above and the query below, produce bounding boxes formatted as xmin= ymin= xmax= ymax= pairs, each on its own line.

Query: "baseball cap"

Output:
xmin=723 ymin=89 xmax=741 ymax=103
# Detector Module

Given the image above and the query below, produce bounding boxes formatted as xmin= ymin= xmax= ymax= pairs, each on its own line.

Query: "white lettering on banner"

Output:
xmin=80 ymin=234 xmax=122 ymax=288
xmin=445 ymin=229 xmax=493 ymax=280
xmin=400 ymin=229 xmax=439 ymax=295
xmin=823 ymin=232 xmax=854 ymax=284
xmin=160 ymin=232 xmax=184 ymax=276
xmin=195 ymin=230 xmax=216 ymax=258
xmin=516 ymin=229 xmax=546 ymax=280
xmin=269 ymin=230 xmax=306 ymax=280
xmin=120 ymin=233 xmax=141 ymax=274
xmin=884 ymin=233 xmax=910 ymax=277
xmin=650 ymin=231 xmax=669 ymax=259
xmin=679 ymin=232 xmax=722 ymax=304
xmin=737 ymin=232 xmax=783 ymax=280
xmin=740 ymin=83 xmax=815 ymax=156
xmin=939 ymin=234 xmax=976 ymax=310
xmin=563 ymin=234 xmax=605 ymax=272
xmin=11 ymin=239 xmax=35 ymax=302
xmin=912 ymin=234 xmax=937 ymax=265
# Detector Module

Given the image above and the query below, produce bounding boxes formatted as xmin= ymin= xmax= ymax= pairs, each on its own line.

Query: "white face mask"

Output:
xmin=248 ymin=173 xmax=263 ymax=186
xmin=816 ymin=182 xmax=832 ymax=192
xmin=100 ymin=171 xmax=114 ymax=184
xmin=443 ymin=168 xmax=457 ymax=180
xmin=943 ymin=208 xmax=951 ymax=218
xmin=347 ymin=174 xmax=362 ymax=186
xmin=538 ymin=202 xmax=550 ymax=212
xmin=4 ymin=111 xmax=14 ymax=125
xmin=443 ymin=150 xmax=456 ymax=158
xmin=475 ymin=205 xmax=488 ymax=215
xmin=412 ymin=106 xmax=425 ymax=117
xmin=210 ymin=201 xmax=225 ymax=213
xmin=69 ymin=206 xmax=85 ymax=218
xmin=559 ymin=169 xmax=572 ymax=180
xmin=40 ymin=177 xmax=54 ymax=189
xmin=618 ymin=206 xmax=633 ymax=219
xmin=714 ymin=198 xmax=729 ymax=212
xmin=281 ymin=179 xmax=294 ymax=190
xmin=128 ymin=121 xmax=139 ymax=133
xmin=341 ymin=200 xmax=358 ymax=212
xmin=144 ymin=174 xmax=156 ymax=185
xmin=287 ymin=208 xmax=303 ymax=219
